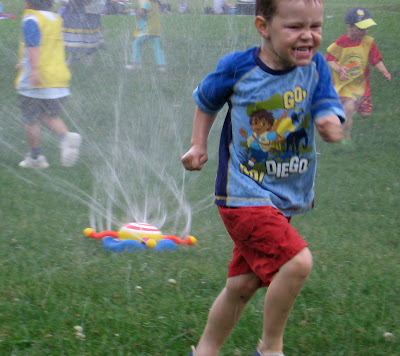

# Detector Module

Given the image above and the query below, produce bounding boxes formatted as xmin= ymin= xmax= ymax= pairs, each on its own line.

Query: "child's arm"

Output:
xmin=315 ymin=115 xmax=343 ymax=143
xmin=374 ymin=61 xmax=391 ymax=82
xmin=20 ymin=17 xmax=41 ymax=86
xmin=326 ymin=60 xmax=348 ymax=82
xmin=27 ymin=46 xmax=41 ymax=86
xmin=181 ymin=107 xmax=217 ymax=171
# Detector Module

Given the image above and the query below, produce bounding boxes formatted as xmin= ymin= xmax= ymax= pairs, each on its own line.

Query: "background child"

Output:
xmin=181 ymin=0 xmax=344 ymax=355
xmin=62 ymin=0 xmax=105 ymax=65
xmin=125 ymin=0 xmax=166 ymax=71
xmin=325 ymin=7 xmax=391 ymax=143
xmin=15 ymin=0 xmax=81 ymax=168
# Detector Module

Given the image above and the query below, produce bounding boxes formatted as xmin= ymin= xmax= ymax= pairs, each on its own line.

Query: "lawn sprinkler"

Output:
xmin=84 ymin=222 xmax=197 ymax=253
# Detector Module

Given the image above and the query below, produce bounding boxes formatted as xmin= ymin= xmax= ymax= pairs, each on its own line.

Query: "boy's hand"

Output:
xmin=28 ymin=69 xmax=41 ymax=87
xmin=383 ymin=71 xmax=391 ymax=82
xmin=181 ymin=145 xmax=208 ymax=171
xmin=338 ymin=66 xmax=348 ymax=81
xmin=315 ymin=115 xmax=343 ymax=142
xmin=375 ymin=61 xmax=391 ymax=82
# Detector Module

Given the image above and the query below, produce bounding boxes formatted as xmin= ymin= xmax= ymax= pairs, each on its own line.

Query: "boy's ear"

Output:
xmin=254 ymin=16 xmax=269 ymax=38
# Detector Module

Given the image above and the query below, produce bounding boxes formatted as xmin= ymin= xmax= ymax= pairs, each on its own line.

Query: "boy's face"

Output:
xmin=256 ymin=0 xmax=323 ymax=70
xmin=347 ymin=24 xmax=368 ymax=41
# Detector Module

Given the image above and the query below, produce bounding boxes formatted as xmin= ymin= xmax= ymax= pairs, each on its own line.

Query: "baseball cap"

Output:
xmin=344 ymin=7 xmax=377 ymax=29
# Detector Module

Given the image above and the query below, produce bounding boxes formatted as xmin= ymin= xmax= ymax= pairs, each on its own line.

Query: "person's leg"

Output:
xmin=357 ymin=96 xmax=372 ymax=119
xmin=40 ymin=98 xmax=69 ymax=138
xmin=258 ymin=248 xmax=313 ymax=355
xmin=150 ymin=36 xmax=166 ymax=68
xmin=40 ymin=97 xmax=81 ymax=167
xmin=18 ymin=96 xmax=49 ymax=168
xmin=19 ymin=121 xmax=49 ymax=168
xmin=25 ymin=123 xmax=41 ymax=150
xmin=41 ymin=114 xmax=81 ymax=167
xmin=359 ymin=112 xmax=371 ymax=119
xmin=341 ymin=99 xmax=355 ymax=141
xmin=195 ymin=273 xmax=261 ymax=356
xmin=132 ymin=36 xmax=144 ymax=65
xmin=41 ymin=115 xmax=68 ymax=136
xmin=19 ymin=96 xmax=41 ymax=150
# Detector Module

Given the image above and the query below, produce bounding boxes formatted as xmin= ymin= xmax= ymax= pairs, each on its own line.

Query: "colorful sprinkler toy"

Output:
xmin=84 ymin=222 xmax=197 ymax=253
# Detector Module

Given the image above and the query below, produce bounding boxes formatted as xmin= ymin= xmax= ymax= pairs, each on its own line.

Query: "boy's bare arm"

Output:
xmin=27 ymin=46 xmax=41 ymax=86
xmin=327 ymin=60 xmax=348 ymax=81
xmin=315 ymin=115 xmax=343 ymax=142
xmin=374 ymin=61 xmax=391 ymax=82
xmin=181 ymin=107 xmax=217 ymax=171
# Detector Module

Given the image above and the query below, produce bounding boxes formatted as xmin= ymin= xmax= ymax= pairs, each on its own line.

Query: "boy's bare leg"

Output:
xmin=195 ymin=273 xmax=261 ymax=356
xmin=342 ymin=100 xmax=355 ymax=141
xmin=25 ymin=123 xmax=41 ymax=149
xmin=258 ymin=248 xmax=313 ymax=354
xmin=41 ymin=115 xmax=68 ymax=136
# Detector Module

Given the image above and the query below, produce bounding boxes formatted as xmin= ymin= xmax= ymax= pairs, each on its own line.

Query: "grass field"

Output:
xmin=0 ymin=0 xmax=399 ymax=355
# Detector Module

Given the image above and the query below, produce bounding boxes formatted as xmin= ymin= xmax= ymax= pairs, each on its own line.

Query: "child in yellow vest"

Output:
xmin=325 ymin=7 xmax=391 ymax=143
xmin=15 ymin=0 xmax=81 ymax=168
xmin=125 ymin=0 xmax=166 ymax=71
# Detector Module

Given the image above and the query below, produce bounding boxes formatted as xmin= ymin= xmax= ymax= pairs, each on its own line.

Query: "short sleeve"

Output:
xmin=369 ymin=42 xmax=383 ymax=66
xmin=23 ymin=17 xmax=41 ymax=47
xmin=311 ymin=53 xmax=345 ymax=123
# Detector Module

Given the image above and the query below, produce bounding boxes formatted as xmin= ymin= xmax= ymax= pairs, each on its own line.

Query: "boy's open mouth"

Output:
xmin=294 ymin=47 xmax=312 ymax=54
xmin=293 ymin=47 xmax=313 ymax=58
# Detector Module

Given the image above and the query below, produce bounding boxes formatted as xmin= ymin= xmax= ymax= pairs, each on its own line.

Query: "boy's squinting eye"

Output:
xmin=311 ymin=24 xmax=323 ymax=30
xmin=286 ymin=24 xmax=301 ymax=29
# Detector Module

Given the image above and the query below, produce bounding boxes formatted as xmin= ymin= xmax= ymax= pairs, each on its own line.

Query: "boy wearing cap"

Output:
xmin=326 ymin=7 xmax=391 ymax=143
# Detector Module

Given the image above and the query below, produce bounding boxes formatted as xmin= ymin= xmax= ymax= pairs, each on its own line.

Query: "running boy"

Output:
xmin=15 ymin=0 xmax=81 ymax=168
xmin=181 ymin=0 xmax=344 ymax=355
xmin=325 ymin=7 xmax=391 ymax=143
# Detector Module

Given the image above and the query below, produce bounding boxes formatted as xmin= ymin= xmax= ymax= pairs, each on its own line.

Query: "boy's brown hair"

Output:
xmin=255 ymin=0 xmax=278 ymax=20
xmin=255 ymin=0 xmax=324 ymax=20
xmin=28 ymin=0 xmax=54 ymax=11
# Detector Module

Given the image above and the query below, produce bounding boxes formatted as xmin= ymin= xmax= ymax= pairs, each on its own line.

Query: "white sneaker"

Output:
xmin=19 ymin=154 xmax=49 ymax=169
xmin=60 ymin=132 xmax=82 ymax=167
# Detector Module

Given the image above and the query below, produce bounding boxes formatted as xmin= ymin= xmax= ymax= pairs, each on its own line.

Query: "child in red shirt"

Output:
xmin=325 ymin=7 xmax=391 ymax=143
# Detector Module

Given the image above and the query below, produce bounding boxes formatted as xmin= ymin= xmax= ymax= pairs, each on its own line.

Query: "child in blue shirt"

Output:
xmin=182 ymin=0 xmax=345 ymax=355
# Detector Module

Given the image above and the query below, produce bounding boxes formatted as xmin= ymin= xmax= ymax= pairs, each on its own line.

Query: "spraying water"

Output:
xmin=0 ymin=7 xmax=253 ymax=238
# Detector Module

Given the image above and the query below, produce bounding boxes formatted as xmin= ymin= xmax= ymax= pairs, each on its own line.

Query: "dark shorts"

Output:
xmin=19 ymin=96 xmax=66 ymax=125
xmin=218 ymin=205 xmax=308 ymax=287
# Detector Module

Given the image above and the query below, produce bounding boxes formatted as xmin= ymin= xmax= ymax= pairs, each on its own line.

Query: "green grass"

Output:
xmin=1 ymin=0 xmax=399 ymax=355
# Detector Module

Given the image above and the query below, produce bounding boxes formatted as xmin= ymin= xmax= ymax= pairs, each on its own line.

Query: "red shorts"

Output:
xmin=218 ymin=205 xmax=308 ymax=287
xmin=341 ymin=96 xmax=372 ymax=115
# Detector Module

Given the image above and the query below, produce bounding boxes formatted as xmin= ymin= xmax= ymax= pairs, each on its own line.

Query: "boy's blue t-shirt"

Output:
xmin=23 ymin=18 xmax=41 ymax=47
xmin=193 ymin=47 xmax=345 ymax=216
